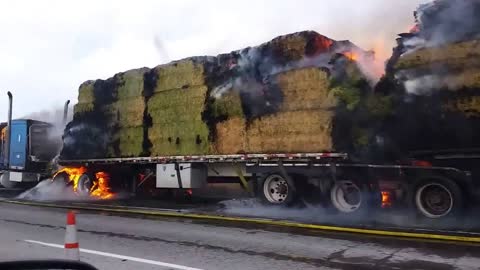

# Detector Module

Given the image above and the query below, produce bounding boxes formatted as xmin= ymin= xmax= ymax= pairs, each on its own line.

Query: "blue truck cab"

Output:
xmin=0 ymin=119 xmax=61 ymax=188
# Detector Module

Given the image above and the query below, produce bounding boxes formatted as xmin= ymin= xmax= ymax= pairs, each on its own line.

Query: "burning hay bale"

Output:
xmin=395 ymin=40 xmax=480 ymax=71
xmin=376 ymin=0 xmax=480 ymax=154
xmin=63 ymin=30 xmax=374 ymax=159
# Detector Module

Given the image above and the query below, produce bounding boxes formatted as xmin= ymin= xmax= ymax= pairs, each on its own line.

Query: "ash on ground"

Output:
xmin=218 ymin=198 xmax=480 ymax=232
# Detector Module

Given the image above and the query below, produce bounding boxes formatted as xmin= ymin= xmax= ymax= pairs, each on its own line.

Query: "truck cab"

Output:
xmin=0 ymin=119 xmax=61 ymax=188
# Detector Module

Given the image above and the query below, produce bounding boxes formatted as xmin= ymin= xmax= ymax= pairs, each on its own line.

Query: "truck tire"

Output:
xmin=330 ymin=180 xmax=379 ymax=216
xmin=52 ymin=172 xmax=69 ymax=183
xmin=77 ymin=173 xmax=93 ymax=197
xmin=0 ymin=173 xmax=19 ymax=189
xmin=409 ymin=177 xmax=464 ymax=219
xmin=257 ymin=174 xmax=296 ymax=206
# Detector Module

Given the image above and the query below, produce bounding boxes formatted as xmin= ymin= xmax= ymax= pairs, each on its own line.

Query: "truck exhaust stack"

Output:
xmin=5 ymin=91 xmax=12 ymax=168
xmin=63 ymin=100 xmax=70 ymax=125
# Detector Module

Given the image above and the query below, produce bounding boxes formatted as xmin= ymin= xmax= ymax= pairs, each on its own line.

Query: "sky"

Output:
xmin=0 ymin=0 xmax=427 ymax=120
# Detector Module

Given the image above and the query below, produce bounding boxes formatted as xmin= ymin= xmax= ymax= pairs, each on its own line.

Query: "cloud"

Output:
xmin=0 ymin=0 xmax=426 ymax=119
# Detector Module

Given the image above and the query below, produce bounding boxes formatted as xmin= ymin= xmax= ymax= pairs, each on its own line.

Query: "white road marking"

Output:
xmin=24 ymin=239 xmax=204 ymax=270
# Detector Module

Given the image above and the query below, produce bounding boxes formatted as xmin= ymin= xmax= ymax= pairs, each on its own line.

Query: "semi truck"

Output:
xmin=1 ymin=91 xmax=479 ymax=220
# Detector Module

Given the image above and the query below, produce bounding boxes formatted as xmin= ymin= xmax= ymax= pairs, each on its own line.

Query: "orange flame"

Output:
xmin=381 ymin=191 xmax=392 ymax=208
xmin=343 ymin=51 xmax=359 ymax=61
xmin=90 ymin=172 xmax=114 ymax=199
xmin=53 ymin=167 xmax=87 ymax=192
xmin=53 ymin=167 xmax=114 ymax=199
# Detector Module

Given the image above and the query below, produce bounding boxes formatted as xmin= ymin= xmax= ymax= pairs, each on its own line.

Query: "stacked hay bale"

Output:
xmin=64 ymin=31 xmax=371 ymax=159
xmin=384 ymin=0 xmax=480 ymax=152
xmin=147 ymin=59 xmax=211 ymax=156
xmin=63 ymin=68 xmax=148 ymax=159
xmin=245 ymin=68 xmax=337 ymax=153
xmin=102 ymin=68 xmax=148 ymax=157
xmin=210 ymin=91 xmax=246 ymax=154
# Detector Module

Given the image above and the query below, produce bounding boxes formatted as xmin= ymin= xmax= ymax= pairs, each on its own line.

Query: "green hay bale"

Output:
xmin=149 ymin=107 xmax=204 ymax=124
xmin=149 ymin=121 xmax=210 ymax=156
xmin=148 ymin=86 xmax=207 ymax=110
xmin=117 ymin=127 xmax=144 ymax=157
xmin=78 ymin=81 xmax=95 ymax=103
xmin=147 ymin=86 xmax=207 ymax=124
xmin=106 ymin=127 xmax=145 ymax=157
xmin=154 ymin=60 xmax=205 ymax=93
xmin=116 ymin=68 xmax=148 ymax=100
xmin=73 ymin=102 xmax=94 ymax=117
xmin=98 ymin=97 xmax=146 ymax=127
xmin=210 ymin=91 xmax=244 ymax=119
xmin=330 ymin=85 xmax=361 ymax=111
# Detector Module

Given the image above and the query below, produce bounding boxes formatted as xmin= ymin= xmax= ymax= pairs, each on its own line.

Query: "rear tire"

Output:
xmin=409 ymin=177 xmax=464 ymax=219
xmin=329 ymin=180 xmax=379 ymax=216
xmin=257 ymin=174 xmax=296 ymax=206
xmin=77 ymin=173 xmax=93 ymax=197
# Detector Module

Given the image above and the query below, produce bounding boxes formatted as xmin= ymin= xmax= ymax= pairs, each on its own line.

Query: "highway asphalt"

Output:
xmin=0 ymin=202 xmax=479 ymax=269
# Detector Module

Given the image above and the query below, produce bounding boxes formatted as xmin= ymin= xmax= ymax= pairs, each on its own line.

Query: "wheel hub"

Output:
xmin=263 ymin=175 xmax=289 ymax=204
xmin=330 ymin=181 xmax=362 ymax=213
xmin=416 ymin=182 xmax=454 ymax=218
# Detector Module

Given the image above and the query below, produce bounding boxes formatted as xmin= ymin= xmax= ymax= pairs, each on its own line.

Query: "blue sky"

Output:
xmin=0 ymin=0 xmax=427 ymax=120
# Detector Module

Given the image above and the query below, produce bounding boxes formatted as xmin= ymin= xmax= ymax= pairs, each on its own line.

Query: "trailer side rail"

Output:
xmin=58 ymin=152 xmax=348 ymax=165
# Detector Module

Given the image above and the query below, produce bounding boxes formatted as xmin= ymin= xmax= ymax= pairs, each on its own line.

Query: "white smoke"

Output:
xmin=17 ymin=179 xmax=78 ymax=201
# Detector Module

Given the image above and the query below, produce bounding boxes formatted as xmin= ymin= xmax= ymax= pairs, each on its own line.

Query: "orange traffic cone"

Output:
xmin=65 ymin=211 xmax=80 ymax=260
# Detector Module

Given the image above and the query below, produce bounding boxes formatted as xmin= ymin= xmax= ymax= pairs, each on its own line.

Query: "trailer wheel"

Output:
xmin=77 ymin=173 xmax=93 ymax=197
xmin=411 ymin=177 xmax=463 ymax=219
xmin=258 ymin=174 xmax=296 ymax=205
xmin=330 ymin=180 xmax=378 ymax=215
xmin=330 ymin=181 xmax=362 ymax=213
xmin=0 ymin=173 xmax=19 ymax=189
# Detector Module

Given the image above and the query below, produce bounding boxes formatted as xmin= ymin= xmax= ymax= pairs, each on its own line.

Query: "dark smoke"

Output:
xmin=415 ymin=0 xmax=480 ymax=46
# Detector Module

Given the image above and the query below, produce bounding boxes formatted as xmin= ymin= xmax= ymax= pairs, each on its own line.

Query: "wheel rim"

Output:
xmin=263 ymin=174 xmax=289 ymax=204
xmin=415 ymin=183 xmax=453 ymax=218
xmin=77 ymin=174 xmax=93 ymax=196
xmin=330 ymin=181 xmax=362 ymax=213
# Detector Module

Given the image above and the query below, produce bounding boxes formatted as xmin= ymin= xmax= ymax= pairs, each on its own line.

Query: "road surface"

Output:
xmin=0 ymin=202 xmax=479 ymax=270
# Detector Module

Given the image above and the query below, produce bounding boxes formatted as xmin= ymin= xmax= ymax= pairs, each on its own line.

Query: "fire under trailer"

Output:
xmin=2 ymin=92 xmax=480 ymax=220
xmin=56 ymin=149 xmax=480 ymax=220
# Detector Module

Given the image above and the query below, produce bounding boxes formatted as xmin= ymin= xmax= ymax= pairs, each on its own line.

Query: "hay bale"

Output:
xmin=78 ymin=81 xmax=95 ymax=103
xmin=147 ymin=86 xmax=207 ymax=124
xmin=441 ymin=69 xmax=480 ymax=90
xmin=273 ymin=67 xmax=336 ymax=111
xmin=117 ymin=126 xmax=145 ymax=157
xmin=444 ymin=95 xmax=480 ymax=117
xmin=210 ymin=91 xmax=244 ymax=119
xmin=246 ymin=109 xmax=334 ymax=153
xmin=149 ymin=122 xmax=210 ymax=156
xmin=214 ymin=117 xmax=247 ymax=154
xmin=395 ymin=39 xmax=480 ymax=70
xmin=73 ymin=103 xmax=94 ymax=118
xmin=153 ymin=60 xmax=205 ymax=93
xmin=99 ymin=97 xmax=145 ymax=127
xmin=116 ymin=68 xmax=148 ymax=100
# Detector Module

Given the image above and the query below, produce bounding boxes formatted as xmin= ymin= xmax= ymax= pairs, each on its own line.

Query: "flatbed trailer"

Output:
xmin=56 ymin=150 xmax=480 ymax=220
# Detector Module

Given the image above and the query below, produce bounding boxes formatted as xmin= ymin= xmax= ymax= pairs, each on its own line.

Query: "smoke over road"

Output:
xmin=17 ymin=179 xmax=79 ymax=201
